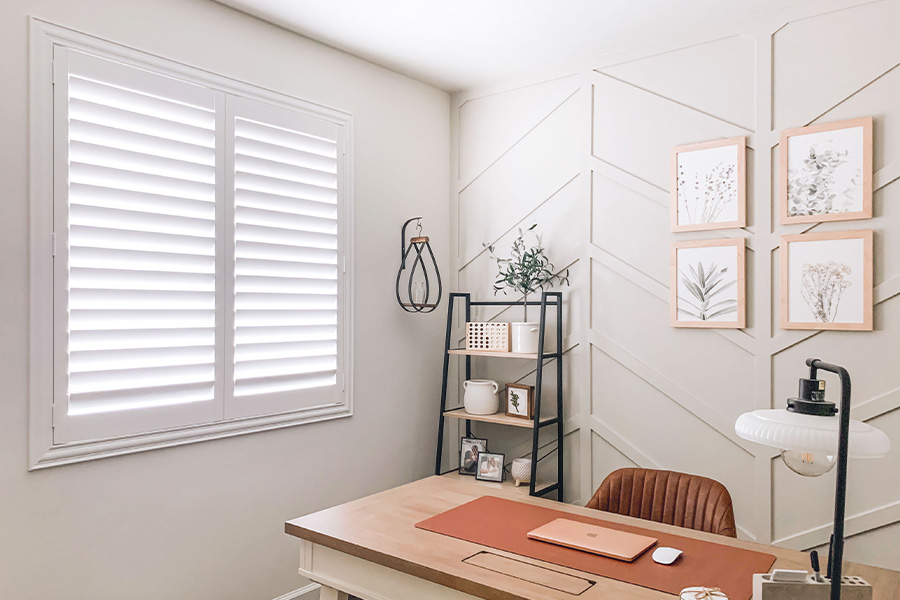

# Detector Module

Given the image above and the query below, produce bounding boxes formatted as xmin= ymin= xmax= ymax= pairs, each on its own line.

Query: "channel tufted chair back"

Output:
xmin=586 ymin=468 xmax=737 ymax=538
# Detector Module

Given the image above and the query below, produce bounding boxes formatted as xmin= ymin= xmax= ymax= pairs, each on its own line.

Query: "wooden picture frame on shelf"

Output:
xmin=670 ymin=238 xmax=746 ymax=329
xmin=779 ymin=117 xmax=873 ymax=225
xmin=475 ymin=452 xmax=505 ymax=482
xmin=780 ymin=230 xmax=873 ymax=331
xmin=671 ymin=136 xmax=746 ymax=232
xmin=504 ymin=384 xmax=534 ymax=420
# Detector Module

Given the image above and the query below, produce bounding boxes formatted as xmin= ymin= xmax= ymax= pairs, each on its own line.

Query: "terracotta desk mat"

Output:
xmin=415 ymin=496 xmax=775 ymax=600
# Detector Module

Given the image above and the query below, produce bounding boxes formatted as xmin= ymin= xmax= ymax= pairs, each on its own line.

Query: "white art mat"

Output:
xmin=676 ymin=244 xmax=739 ymax=322
xmin=787 ymin=126 xmax=864 ymax=216
xmin=788 ymin=237 xmax=865 ymax=324
xmin=676 ymin=144 xmax=739 ymax=225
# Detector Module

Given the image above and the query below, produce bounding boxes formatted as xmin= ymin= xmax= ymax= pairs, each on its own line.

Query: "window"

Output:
xmin=30 ymin=20 xmax=352 ymax=468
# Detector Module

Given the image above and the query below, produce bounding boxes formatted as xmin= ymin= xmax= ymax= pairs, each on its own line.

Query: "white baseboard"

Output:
xmin=273 ymin=582 xmax=320 ymax=600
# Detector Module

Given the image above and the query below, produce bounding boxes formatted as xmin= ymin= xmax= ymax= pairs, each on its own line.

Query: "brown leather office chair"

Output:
xmin=586 ymin=467 xmax=737 ymax=538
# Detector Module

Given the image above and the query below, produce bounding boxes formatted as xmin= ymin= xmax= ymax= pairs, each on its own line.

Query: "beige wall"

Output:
xmin=0 ymin=1 xmax=449 ymax=598
xmin=451 ymin=0 xmax=900 ymax=570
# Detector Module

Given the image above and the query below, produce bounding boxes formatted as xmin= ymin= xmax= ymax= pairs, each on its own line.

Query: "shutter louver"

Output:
xmin=232 ymin=110 xmax=340 ymax=403
xmin=59 ymin=51 xmax=220 ymax=439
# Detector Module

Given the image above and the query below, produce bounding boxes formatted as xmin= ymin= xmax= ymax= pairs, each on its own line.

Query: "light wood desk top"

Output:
xmin=285 ymin=475 xmax=900 ymax=600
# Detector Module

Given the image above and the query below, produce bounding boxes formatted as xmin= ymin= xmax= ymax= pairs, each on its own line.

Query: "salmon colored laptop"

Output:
xmin=526 ymin=518 xmax=658 ymax=562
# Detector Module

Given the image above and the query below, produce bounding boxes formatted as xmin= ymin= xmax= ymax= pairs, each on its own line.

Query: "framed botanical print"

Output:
xmin=780 ymin=230 xmax=873 ymax=331
xmin=671 ymin=137 xmax=746 ymax=232
xmin=504 ymin=383 xmax=534 ymax=420
xmin=671 ymin=238 xmax=746 ymax=329
xmin=780 ymin=117 xmax=873 ymax=224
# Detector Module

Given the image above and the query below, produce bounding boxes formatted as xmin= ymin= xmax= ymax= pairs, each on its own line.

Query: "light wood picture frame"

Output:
xmin=671 ymin=238 xmax=746 ymax=329
xmin=671 ymin=136 xmax=747 ymax=232
xmin=780 ymin=230 xmax=873 ymax=331
xmin=779 ymin=117 xmax=873 ymax=225
xmin=504 ymin=383 xmax=534 ymax=420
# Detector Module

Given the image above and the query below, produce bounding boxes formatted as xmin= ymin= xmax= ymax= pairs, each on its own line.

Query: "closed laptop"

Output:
xmin=527 ymin=518 xmax=657 ymax=562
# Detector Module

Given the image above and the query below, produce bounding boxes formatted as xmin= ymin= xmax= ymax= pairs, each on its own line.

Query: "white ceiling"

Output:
xmin=214 ymin=0 xmax=809 ymax=92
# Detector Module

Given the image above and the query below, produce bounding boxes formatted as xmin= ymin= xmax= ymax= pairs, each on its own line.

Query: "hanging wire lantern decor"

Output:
xmin=396 ymin=217 xmax=442 ymax=313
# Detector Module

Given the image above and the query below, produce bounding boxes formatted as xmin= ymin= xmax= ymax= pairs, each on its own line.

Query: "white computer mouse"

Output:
xmin=651 ymin=546 xmax=683 ymax=565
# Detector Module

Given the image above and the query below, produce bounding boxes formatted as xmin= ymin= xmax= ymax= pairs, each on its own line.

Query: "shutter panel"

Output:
xmin=227 ymin=97 xmax=344 ymax=418
xmin=54 ymin=49 xmax=223 ymax=442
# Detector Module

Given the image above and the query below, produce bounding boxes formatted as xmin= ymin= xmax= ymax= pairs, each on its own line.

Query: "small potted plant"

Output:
xmin=485 ymin=224 xmax=568 ymax=353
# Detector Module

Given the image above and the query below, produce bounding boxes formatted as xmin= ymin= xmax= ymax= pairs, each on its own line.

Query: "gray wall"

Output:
xmin=451 ymin=0 xmax=900 ymax=570
xmin=0 ymin=1 xmax=449 ymax=598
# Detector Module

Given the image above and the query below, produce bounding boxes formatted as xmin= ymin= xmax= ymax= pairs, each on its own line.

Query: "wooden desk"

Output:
xmin=284 ymin=475 xmax=900 ymax=600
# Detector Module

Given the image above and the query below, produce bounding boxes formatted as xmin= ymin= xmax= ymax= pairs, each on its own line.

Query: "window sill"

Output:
xmin=29 ymin=402 xmax=351 ymax=470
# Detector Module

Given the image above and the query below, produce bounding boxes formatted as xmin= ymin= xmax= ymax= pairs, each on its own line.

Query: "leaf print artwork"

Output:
xmin=787 ymin=144 xmax=861 ymax=217
xmin=510 ymin=390 xmax=521 ymax=412
xmin=678 ymin=261 xmax=738 ymax=321
xmin=783 ymin=121 xmax=869 ymax=222
xmin=800 ymin=261 xmax=852 ymax=323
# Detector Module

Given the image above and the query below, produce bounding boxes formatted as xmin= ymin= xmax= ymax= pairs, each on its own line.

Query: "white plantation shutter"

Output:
xmin=228 ymin=97 xmax=344 ymax=418
xmin=54 ymin=49 xmax=223 ymax=443
xmin=44 ymin=41 xmax=350 ymax=454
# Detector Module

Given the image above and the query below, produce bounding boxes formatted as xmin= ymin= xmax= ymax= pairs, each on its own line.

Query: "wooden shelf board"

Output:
xmin=443 ymin=408 xmax=551 ymax=429
xmin=448 ymin=349 xmax=539 ymax=359
xmin=440 ymin=470 xmax=551 ymax=497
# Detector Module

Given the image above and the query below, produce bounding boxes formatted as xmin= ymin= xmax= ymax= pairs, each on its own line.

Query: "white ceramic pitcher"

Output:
xmin=463 ymin=380 xmax=499 ymax=415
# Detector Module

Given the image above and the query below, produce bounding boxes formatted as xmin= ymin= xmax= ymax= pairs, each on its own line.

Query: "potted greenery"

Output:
xmin=485 ymin=224 xmax=568 ymax=353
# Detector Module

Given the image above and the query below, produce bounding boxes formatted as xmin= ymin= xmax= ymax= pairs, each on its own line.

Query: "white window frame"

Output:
xmin=28 ymin=18 xmax=354 ymax=470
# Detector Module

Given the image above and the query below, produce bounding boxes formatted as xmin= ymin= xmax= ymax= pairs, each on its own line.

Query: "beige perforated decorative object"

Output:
xmin=466 ymin=322 xmax=510 ymax=352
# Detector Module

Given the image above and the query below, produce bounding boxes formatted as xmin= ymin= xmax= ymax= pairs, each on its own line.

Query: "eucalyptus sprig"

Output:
xmin=484 ymin=224 xmax=569 ymax=321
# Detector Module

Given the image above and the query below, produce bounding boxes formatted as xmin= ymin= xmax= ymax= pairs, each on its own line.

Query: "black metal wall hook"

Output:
xmin=396 ymin=217 xmax=442 ymax=313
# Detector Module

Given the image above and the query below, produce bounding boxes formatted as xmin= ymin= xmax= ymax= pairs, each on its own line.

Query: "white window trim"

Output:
xmin=28 ymin=18 xmax=354 ymax=470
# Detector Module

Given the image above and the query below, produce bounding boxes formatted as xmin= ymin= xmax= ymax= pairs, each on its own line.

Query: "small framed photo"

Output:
xmin=459 ymin=437 xmax=487 ymax=476
xmin=504 ymin=383 xmax=534 ymax=420
xmin=475 ymin=452 xmax=505 ymax=483
xmin=780 ymin=230 xmax=873 ymax=331
xmin=671 ymin=238 xmax=746 ymax=329
xmin=780 ymin=117 xmax=873 ymax=225
xmin=671 ymin=136 xmax=746 ymax=232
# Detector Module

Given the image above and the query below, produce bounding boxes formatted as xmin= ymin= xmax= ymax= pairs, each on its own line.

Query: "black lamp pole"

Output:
xmin=805 ymin=358 xmax=850 ymax=600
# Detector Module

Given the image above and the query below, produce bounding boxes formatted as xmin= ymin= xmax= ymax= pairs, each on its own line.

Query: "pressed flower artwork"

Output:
xmin=780 ymin=117 xmax=872 ymax=224
xmin=671 ymin=137 xmax=746 ymax=232
xmin=781 ymin=231 xmax=873 ymax=331
xmin=671 ymin=238 xmax=745 ymax=329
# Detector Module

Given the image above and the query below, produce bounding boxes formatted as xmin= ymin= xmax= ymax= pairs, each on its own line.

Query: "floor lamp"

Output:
xmin=735 ymin=358 xmax=890 ymax=600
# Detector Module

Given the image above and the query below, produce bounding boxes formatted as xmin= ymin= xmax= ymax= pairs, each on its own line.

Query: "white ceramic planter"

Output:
xmin=510 ymin=322 xmax=540 ymax=354
xmin=511 ymin=457 xmax=532 ymax=486
xmin=463 ymin=380 xmax=499 ymax=415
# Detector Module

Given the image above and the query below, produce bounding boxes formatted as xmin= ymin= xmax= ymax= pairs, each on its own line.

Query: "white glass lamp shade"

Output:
xmin=735 ymin=409 xmax=891 ymax=459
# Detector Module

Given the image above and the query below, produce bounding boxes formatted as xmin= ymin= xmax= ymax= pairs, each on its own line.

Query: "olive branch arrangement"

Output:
xmin=485 ymin=224 xmax=569 ymax=321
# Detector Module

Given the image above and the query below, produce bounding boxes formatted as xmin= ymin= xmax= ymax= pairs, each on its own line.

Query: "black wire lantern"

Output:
xmin=396 ymin=217 xmax=442 ymax=313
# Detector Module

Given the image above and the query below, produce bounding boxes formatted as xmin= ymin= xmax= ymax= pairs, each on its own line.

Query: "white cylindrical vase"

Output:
xmin=510 ymin=322 xmax=540 ymax=354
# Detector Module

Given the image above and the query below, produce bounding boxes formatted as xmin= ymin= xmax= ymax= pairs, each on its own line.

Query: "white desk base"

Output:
xmin=299 ymin=540 xmax=482 ymax=600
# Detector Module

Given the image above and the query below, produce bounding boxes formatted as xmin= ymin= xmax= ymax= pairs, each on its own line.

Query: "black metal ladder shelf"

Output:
xmin=434 ymin=291 xmax=564 ymax=500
